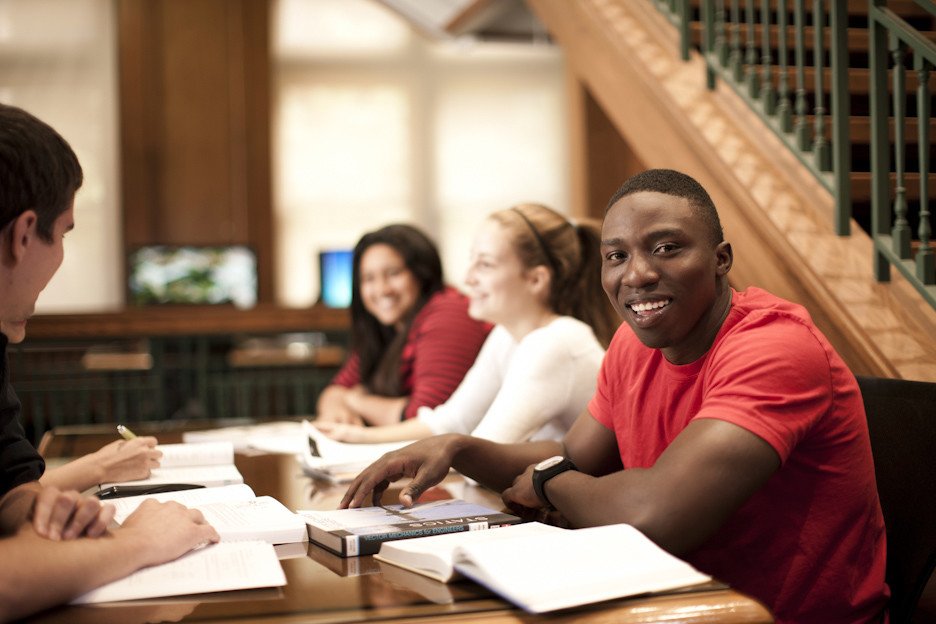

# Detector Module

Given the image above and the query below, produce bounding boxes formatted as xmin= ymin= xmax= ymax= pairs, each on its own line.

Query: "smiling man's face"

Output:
xmin=600 ymin=191 xmax=732 ymax=365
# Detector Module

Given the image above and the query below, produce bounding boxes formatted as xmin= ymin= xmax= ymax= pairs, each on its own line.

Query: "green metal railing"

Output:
xmin=652 ymin=0 xmax=936 ymax=309
xmin=869 ymin=0 xmax=936 ymax=305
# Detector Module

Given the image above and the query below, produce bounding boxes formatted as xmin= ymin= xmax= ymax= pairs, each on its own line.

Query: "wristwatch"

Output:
xmin=532 ymin=455 xmax=577 ymax=509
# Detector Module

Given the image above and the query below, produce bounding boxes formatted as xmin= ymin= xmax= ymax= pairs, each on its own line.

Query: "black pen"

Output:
xmin=96 ymin=483 xmax=205 ymax=500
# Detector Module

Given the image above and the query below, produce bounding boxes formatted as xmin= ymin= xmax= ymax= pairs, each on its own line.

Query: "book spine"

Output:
xmin=348 ymin=517 xmax=519 ymax=557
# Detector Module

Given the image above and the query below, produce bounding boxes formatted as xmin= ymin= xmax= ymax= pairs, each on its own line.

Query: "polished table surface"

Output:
xmin=34 ymin=423 xmax=774 ymax=624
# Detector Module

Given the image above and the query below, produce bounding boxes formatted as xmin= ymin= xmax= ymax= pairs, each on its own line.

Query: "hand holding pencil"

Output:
xmin=92 ymin=426 xmax=162 ymax=483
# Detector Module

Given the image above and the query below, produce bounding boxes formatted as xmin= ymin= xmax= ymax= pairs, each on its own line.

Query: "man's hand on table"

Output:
xmin=340 ymin=435 xmax=463 ymax=509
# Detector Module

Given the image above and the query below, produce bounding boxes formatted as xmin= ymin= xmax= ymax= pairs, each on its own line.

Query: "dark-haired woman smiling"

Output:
xmin=316 ymin=224 xmax=490 ymax=426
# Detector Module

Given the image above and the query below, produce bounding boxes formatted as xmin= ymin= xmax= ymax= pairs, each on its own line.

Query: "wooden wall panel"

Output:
xmin=567 ymin=71 xmax=646 ymax=220
xmin=118 ymin=0 xmax=273 ymax=302
xmin=158 ymin=0 xmax=243 ymax=242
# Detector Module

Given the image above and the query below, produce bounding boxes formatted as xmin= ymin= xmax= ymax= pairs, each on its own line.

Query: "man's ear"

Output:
xmin=715 ymin=241 xmax=733 ymax=276
xmin=8 ymin=211 xmax=39 ymax=264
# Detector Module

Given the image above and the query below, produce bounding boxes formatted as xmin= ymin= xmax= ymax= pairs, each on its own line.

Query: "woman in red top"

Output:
xmin=316 ymin=224 xmax=490 ymax=425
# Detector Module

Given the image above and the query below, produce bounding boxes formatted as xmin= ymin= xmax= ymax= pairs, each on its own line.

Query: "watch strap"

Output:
xmin=532 ymin=456 xmax=577 ymax=509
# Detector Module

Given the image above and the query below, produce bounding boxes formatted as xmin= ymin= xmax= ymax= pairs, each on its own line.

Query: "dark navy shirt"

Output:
xmin=0 ymin=334 xmax=44 ymax=498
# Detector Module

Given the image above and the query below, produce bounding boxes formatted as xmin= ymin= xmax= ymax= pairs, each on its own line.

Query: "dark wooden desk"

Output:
xmin=34 ymin=425 xmax=774 ymax=624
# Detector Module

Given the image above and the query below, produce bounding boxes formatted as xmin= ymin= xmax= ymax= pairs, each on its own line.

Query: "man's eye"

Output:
xmin=655 ymin=244 xmax=677 ymax=254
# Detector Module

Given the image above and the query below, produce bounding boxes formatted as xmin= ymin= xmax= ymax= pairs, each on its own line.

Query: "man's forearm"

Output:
xmin=0 ymin=525 xmax=153 ymax=622
xmin=451 ymin=436 xmax=562 ymax=492
xmin=0 ymin=481 xmax=39 ymax=534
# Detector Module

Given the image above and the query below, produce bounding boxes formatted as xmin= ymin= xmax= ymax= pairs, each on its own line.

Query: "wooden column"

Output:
xmin=566 ymin=70 xmax=646 ymax=221
xmin=118 ymin=0 xmax=274 ymax=303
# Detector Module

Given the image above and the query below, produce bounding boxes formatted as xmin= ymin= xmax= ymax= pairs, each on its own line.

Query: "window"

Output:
xmin=0 ymin=0 xmax=121 ymax=312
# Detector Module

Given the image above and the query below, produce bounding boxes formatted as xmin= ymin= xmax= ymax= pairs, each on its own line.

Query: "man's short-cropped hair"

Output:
xmin=0 ymin=104 xmax=83 ymax=241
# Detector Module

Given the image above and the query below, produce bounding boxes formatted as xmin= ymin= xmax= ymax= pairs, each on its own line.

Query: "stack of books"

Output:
xmin=300 ymin=499 xmax=522 ymax=557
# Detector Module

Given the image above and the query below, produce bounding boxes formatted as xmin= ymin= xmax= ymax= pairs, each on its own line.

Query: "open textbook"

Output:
xmin=451 ymin=523 xmax=712 ymax=613
xmin=71 ymin=541 xmax=286 ymax=604
xmin=102 ymin=441 xmax=244 ymax=489
xmin=375 ymin=521 xmax=564 ymax=582
xmin=108 ymin=483 xmax=307 ymax=545
xmin=298 ymin=420 xmax=415 ymax=483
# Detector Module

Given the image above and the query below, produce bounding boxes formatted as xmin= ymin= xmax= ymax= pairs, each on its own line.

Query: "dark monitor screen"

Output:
xmin=128 ymin=245 xmax=257 ymax=308
xmin=319 ymin=249 xmax=354 ymax=308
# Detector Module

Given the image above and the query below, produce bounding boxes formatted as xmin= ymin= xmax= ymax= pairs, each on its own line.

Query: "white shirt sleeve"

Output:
xmin=469 ymin=318 xmax=604 ymax=444
xmin=417 ymin=326 xmax=514 ymax=436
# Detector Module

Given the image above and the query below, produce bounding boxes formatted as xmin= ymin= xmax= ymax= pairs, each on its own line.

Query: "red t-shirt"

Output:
xmin=331 ymin=287 xmax=490 ymax=419
xmin=588 ymin=287 xmax=888 ymax=623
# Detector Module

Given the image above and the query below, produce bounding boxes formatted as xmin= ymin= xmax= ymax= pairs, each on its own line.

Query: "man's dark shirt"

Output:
xmin=0 ymin=334 xmax=44 ymax=498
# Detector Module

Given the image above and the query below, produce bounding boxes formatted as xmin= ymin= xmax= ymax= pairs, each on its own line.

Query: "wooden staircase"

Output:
xmin=679 ymin=0 xmax=936 ymax=246
xmin=525 ymin=0 xmax=936 ymax=381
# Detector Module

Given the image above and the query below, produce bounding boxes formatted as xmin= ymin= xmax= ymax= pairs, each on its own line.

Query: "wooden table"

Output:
xmin=34 ymin=424 xmax=774 ymax=624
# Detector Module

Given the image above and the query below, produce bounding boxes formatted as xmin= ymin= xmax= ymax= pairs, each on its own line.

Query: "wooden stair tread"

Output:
xmin=793 ymin=115 xmax=936 ymax=142
xmin=851 ymin=171 xmax=936 ymax=202
xmin=843 ymin=116 xmax=936 ymax=142
xmin=770 ymin=66 xmax=936 ymax=93
xmin=686 ymin=0 xmax=932 ymax=16
xmin=689 ymin=23 xmax=936 ymax=53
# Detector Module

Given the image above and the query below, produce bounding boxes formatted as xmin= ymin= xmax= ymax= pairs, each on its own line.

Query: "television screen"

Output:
xmin=319 ymin=249 xmax=354 ymax=308
xmin=128 ymin=246 xmax=257 ymax=308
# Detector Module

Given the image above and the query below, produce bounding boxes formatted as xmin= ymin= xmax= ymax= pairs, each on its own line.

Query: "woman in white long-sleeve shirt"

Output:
xmin=316 ymin=203 xmax=618 ymax=445
xmin=418 ymin=319 xmax=602 ymax=442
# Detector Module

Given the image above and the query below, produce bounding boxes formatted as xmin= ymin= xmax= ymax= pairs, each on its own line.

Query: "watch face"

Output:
xmin=535 ymin=455 xmax=565 ymax=471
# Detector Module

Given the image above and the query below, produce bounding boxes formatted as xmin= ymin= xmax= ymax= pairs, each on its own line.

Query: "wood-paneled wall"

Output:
xmin=567 ymin=73 xmax=646 ymax=219
xmin=118 ymin=0 xmax=274 ymax=303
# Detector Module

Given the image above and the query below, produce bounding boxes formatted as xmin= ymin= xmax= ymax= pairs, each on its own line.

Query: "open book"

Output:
xmin=109 ymin=483 xmax=307 ymax=545
xmin=297 ymin=420 xmax=415 ymax=483
xmin=102 ymin=441 xmax=244 ymax=489
xmin=71 ymin=541 xmax=286 ymax=604
xmin=300 ymin=498 xmax=521 ymax=557
xmin=451 ymin=523 xmax=711 ymax=613
xmin=374 ymin=521 xmax=564 ymax=582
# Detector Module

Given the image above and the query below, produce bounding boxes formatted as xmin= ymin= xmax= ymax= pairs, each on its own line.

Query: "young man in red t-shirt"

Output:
xmin=339 ymin=169 xmax=889 ymax=623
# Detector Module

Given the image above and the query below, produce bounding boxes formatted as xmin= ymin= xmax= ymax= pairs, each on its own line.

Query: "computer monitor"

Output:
xmin=318 ymin=249 xmax=354 ymax=308
xmin=127 ymin=245 xmax=258 ymax=308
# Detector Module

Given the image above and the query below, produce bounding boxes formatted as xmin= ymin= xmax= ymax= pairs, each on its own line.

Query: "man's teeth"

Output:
xmin=630 ymin=300 xmax=669 ymax=312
